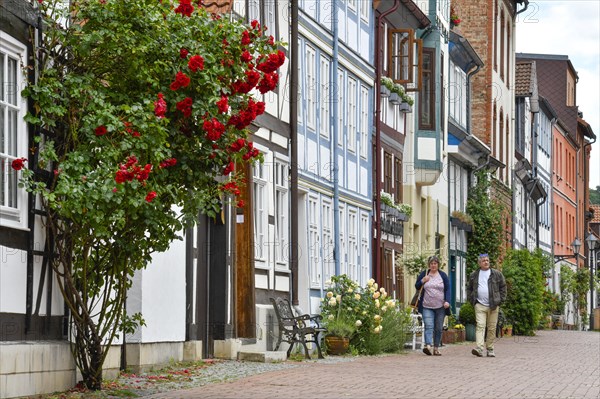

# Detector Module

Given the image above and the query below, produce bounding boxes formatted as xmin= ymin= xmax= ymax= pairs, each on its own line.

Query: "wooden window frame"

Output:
xmin=419 ymin=47 xmax=435 ymax=131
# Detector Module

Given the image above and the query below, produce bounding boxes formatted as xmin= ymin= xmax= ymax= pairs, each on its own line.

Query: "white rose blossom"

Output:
xmin=355 ymin=320 xmax=362 ymax=327
xmin=326 ymin=291 xmax=334 ymax=298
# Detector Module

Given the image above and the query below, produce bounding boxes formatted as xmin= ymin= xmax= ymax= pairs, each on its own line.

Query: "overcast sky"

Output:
xmin=515 ymin=0 xmax=600 ymax=188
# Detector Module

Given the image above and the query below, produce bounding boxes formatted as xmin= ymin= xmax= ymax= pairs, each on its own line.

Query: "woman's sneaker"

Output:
xmin=471 ymin=348 xmax=483 ymax=357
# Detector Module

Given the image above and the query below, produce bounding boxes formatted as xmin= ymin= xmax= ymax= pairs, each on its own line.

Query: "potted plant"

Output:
xmin=399 ymin=92 xmax=414 ymax=113
xmin=502 ymin=324 xmax=513 ymax=337
xmin=459 ymin=302 xmax=476 ymax=341
xmin=389 ymin=82 xmax=405 ymax=105
xmin=450 ymin=5 xmax=461 ymax=27
xmin=320 ymin=280 xmax=359 ymax=355
xmin=380 ymin=76 xmax=394 ymax=98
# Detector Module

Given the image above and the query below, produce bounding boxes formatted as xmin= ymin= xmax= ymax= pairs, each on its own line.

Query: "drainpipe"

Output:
xmin=583 ymin=131 xmax=597 ymax=271
xmin=332 ymin=0 xmax=341 ymax=277
xmin=374 ymin=0 xmax=399 ymax=285
xmin=290 ymin=0 xmax=299 ymax=305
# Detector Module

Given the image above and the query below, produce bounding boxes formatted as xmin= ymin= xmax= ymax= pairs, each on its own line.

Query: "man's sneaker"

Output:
xmin=487 ymin=349 xmax=496 ymax=357
xmin=423 ymin=345 xmax=432 ymax=356
xmin=471 ymin=348 xmax=483 ymax=357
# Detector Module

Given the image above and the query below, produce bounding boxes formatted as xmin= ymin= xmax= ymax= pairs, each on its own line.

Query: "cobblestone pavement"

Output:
xmin=146 ymin=330 xmax=600 ymax=399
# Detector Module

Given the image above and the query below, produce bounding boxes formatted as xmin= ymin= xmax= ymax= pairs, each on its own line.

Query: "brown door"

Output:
xmin=382 ymin=248 xmax=394 ymax=296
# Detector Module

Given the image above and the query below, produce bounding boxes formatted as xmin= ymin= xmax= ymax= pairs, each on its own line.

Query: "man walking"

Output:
xmin=466 ymin=253 xmax=506 ymax=357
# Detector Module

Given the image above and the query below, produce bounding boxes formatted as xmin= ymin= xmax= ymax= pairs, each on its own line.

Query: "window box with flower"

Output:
xmin=450 ymin=5 xmax=461 ymax=28
xmin=380 ymin=76 xmax=394 ymax=98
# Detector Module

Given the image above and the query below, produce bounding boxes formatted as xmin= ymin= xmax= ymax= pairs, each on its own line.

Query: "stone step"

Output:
xmin=237 ymin=351 xmax=288 ymax=363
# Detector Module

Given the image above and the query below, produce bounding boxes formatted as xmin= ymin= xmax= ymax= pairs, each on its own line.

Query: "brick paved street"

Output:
xmin=147 ymin=330 xmax=600 ymax=399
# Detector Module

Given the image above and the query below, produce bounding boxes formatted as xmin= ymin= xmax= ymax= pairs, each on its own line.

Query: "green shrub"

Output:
xmin=320 ymin=275 xmax=410 ymax=355
xmin=502 ymin=249 xmax=546 ymax=335
xmin=459 ymin=302 xmax=476 ymax=325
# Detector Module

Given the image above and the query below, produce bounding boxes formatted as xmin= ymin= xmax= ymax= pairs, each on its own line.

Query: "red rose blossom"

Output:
xmin=188 ymin=55 xmax=204 ymax=72
xmin=159 ymin=158 xmax=177 ymax=168
xmin=216 ymin=96 xmax=229 ymax=114
xmin=237 ymin=200 xmax=245 ymax=208
xmin=145 ymin=191 xmax=157 ymax=203
xmin=175 ymin=0 xmax=194 ymax=17
xmin=222 ymin=161 xmax=234 ymax=176
xmin=241 ymin=50 xmax=253 ymax=63
xmin=95 ymin=125 xmax=107 ymax=136
xmin=154 ymin=93 xmax=167 ymax=118
xmin=241 ymin=30 xmax=251 ymax=45
xmin=180 ymin=48 xmax=189 ymax=58
xmin=176 ymin=97 xmax=193 ymax=118
xmin=170 ymin=71 xmax=191 ymax=91
xmin=11 ymin=157 xmax=27 ymax=171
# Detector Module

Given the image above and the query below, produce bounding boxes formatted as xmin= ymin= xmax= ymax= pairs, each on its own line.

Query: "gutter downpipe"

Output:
xmin=374 ymin=0 xmax=400 ymax=285
xmin=332 ymin=1 xmax=341 ymax=277
xmin=583 ymin=131 xmax=597 ymax=274
xmin=290 ymin=0 xmax=299 ymax=305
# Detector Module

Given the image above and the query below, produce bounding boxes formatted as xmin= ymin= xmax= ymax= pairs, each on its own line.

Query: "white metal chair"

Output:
xmin=408 ymin=312 xmax=425 ymax=350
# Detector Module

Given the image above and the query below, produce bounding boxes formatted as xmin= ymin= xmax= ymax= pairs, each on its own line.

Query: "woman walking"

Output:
xmin=415 ymin=256 xmax=451 ymax=356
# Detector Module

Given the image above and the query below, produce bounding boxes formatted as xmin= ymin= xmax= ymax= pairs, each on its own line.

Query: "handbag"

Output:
xmin=410 ymin=270 xmax=430 ymax=310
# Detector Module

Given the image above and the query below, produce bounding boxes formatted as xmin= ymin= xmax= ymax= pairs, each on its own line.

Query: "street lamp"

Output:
xmin=553 ymin=238 xmax=582 ymax=263
xmin=585 ymin=233 xmax=599 ymax=331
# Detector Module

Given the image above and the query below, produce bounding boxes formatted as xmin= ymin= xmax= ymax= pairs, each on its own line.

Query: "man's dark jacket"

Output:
xmin=466 ymin=268 xmax=506 ymax=310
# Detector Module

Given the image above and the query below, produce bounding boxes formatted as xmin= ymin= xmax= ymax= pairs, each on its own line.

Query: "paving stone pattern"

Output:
xmin=146 ymin=330 xmax=600 ymax=399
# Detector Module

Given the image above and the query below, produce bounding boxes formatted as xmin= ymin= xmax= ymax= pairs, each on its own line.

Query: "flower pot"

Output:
xmin=465 ymin=323 xmax=476 ymax=341
xmin=380 ymin=85 xmax=391 ymax=98
xmin=456 ymin=329 xmax=465 ymax=342
xmin=389 ymin=92 xmax=401 ymax=105
xmin=502 ymin=326 xmax=513 ymax=337
xmin=324 ymin=335 xmax=350 ymax=355
xmin=442 ymin=329 xmax=456 ymax=344
xmin=398 ymin=102 xmax=412 ymax=113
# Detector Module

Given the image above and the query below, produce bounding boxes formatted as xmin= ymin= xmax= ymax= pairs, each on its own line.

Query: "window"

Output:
xmin=248 ymin=0 xmax=277 ymax=41
xmin=387 ymin=29 xmax=423 ymax=90
xmin=297 ymin=41 xmax=304 ymax=125
xmin=492 ymin=103 xmax=497 ymax=158
xmin=449 ymin=62 xmax=467 ymax=127
xmin=347 ymin=77 xmax=357 ymax=152
xmin=337 ymin=69 xmax=344 ymax=146
xmin=389 ymin=29 xmax=412 ymax=84
xmin=319 ymin=55 xmax=331 ymax=138
xmin=360 ymin=213 xmax=369 ymax=285
xmin=322 ymin=198 xmax=334 ymax=281
xmin=500 ymin=9 xmax=505 ymax=81
xmin=347 ymin=0 xmax=357 ymax=12
xmin=338 ymin=203 xmax=346 ymax=275
xmin=274 ymin=160 xmax=289 ymax=267
xmin=359 ymin=86 xmax=369 ymax=159
xmin=419 ymin=48 xmax=435 ymax=130
xmin=360 ymin=0 xmax=370 ymax=22
xmin=494 ymin=1 xmax=498 ymax=71
xmin=394 ymin=158 xmax=402 ymax=201
xmin=384 ymin=152 xmax=392 ymax=193
xmin=348 ymin=209 xmax=358 ymax=281
xmin=253 ymin=161 xmax=268 ymax=261
xmin=308 ymin=195 xmax=320 ymax=287
xmin=306 ymin=46 xmax=316 ymax=129
xmin=1 ymin=34 xmax=28 ymax=229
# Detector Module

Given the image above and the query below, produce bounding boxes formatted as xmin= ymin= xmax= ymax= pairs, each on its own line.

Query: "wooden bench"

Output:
xmin=269 ymin=297 xmax=326 ymax=359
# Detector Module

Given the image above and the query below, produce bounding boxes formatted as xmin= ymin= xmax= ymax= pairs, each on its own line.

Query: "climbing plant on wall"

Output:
xmin=465 ymin=170 xmax=504 ymax=277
